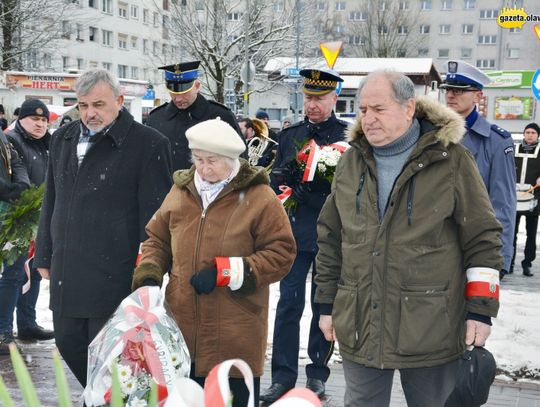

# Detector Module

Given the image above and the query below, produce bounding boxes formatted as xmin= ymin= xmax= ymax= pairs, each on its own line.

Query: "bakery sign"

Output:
xmin=5 ymin=73 xmax=75 ymax=91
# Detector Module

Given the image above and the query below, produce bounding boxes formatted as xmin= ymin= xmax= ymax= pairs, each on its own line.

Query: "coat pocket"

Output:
xmin=332 ymin=283 xmax=359 ymax=350
xmin=397 ymin=285 xmax=450 ymax=356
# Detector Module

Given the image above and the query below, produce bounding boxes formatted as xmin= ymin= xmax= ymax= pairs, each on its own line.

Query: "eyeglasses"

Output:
xmin=440 ymin=88 xmax=479 ymax=95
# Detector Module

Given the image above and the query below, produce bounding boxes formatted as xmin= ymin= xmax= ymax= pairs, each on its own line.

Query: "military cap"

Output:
xmin=440 ymin=60 xmax=491 ymax=90
xmin=158 ymin=61 xmax=200 ymax=94
xmin=299 ymin=67 xmax=343 ymax=95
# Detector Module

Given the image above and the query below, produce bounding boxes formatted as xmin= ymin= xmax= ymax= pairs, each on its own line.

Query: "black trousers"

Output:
xmin=52 ymin=312 xmax=108 ymax=387
xmin=512 ymin=213 xmax=539 ymax=268
xmin=190 ymin=364 xmax=260 ymax=407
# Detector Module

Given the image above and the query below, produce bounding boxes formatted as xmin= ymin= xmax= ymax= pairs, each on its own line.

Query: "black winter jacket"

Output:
xmin=0 ymin=130 xmax=30 ymax=202
xmin=6 ymin=121 xmax=50 ymax=186
xmin=34 ymin=109 xmax=173 ymax=318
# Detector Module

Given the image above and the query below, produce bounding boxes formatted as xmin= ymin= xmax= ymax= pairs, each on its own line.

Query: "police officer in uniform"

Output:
xmin=146 ymin=61 xmax=242 ymax=171
xmin=441 ymin=60 xmax=516 ymax=280
xmin=260 ymin=68 xmax=348 ymax=403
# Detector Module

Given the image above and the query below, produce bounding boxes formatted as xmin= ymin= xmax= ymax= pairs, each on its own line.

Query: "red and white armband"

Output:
xmin=215 ymin=257 xmax=245 ymax=291
xmin=466 ymin=267 xmax=499 ymax=300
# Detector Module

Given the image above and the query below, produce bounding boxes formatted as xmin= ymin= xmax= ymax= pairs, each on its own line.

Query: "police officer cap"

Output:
xmin=158 ymin=61 xmax=200 ymax=94
xmin=299 ymin=67 xmax=343 ymax=96
xmin=440 ymin=60 xmax=491 ymax=90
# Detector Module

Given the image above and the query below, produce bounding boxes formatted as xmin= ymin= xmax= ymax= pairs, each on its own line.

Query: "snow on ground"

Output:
xmin=34 ymin=222 xmax=539 ymax=381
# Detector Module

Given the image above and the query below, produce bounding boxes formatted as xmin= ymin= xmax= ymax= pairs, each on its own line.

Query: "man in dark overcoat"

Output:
xmin=146 ymin=61 xmax=242 ymax=171
xmin=34 ymin=69 xmax=172 ymax=386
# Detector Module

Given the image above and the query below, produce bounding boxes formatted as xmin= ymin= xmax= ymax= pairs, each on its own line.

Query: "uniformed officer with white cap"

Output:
xmin=441 ymin=60 xmax=516 ymax=282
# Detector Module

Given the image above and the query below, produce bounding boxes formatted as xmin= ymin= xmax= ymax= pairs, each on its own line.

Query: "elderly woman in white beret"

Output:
xmin=132 ymin=118 xmax=296 ymax=406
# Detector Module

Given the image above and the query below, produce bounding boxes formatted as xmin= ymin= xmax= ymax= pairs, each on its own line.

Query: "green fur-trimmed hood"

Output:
xmin=346 ymin=96 xmax=465 ymax=147
xmin=172 ymin=158 xmax=269 ymax=190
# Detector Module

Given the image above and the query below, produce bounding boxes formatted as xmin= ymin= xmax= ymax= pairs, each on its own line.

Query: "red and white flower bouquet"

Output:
xmin=83 ymin=286 xmax=190 ymax=407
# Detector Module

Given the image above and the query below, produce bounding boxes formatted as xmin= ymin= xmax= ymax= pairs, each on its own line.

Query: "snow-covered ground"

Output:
xmin=34 ymin=222 xmax=539 ymax=382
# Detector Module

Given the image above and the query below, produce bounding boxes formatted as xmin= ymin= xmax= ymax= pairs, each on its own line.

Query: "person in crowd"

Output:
xmin=315 ymin=70 xmax=503 ymax=407
xmin=146 ymin=61 xmax=242 ymax=171
xmin=441 ymin=60 xmax=516 ymax=280
xmin=0 ymin=99 xmax=54 ymax=351
xmin=260 ymin=67 xmax=348 ymax=403
xmin=255 ymin=109 xmax=278 ymax=143
xmin=238 ymin=117 xmax=254 ymax=140
xmin=0 ymin=115 xmax=31 ymax=355
xmin=11 ymin=108 xmax=20 ymax=124
xmin=132 ymin=118 xmax=296 ymax=407
xmin=0 ymin=105 xmax=8 ymax=131
xmin=59 ymin=115 xmax=73 ymax=127
xmin=33 ymin=69 xmax=172 ymax=386
xmin=239 ymin=117 xmax=276 ymax=167
xmin=282 ymin=116 xmax=293 ymax=130
xmin=512 ymin=122 xmax=540 ymax=277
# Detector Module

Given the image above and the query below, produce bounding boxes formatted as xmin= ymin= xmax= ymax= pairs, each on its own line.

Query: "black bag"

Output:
xmin=444 ymin=347 xmax=496 ymax=407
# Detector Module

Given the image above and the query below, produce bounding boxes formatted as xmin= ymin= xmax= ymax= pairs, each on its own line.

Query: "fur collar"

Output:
xmin=347 ymin=96 xmax=465 ymax=147
xmin=173 ymin=158 xmax=269 ymax=190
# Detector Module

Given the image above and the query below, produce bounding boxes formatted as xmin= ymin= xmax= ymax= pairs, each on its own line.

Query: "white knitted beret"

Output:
xmin=186 ymin=117 xmax=246 ymax=158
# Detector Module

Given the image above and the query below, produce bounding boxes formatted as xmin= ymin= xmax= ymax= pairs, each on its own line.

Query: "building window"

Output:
xmin=62 ymin=21 xmax=71 ymax=39
xmin=335 ymin=1 xmax=346 ymax=11
xmin=153 ymin=41 xmax=159 ymax=56
xmin=131 ymin=66 xmax=138 ymax=79
xmin=143 ymin=9 xmax=149 ymax=23
xmin=274 ymin=1 xmax=284 ymax=12
xmin=461 ymin=48 xmax=472 ymax=58
xmin=118 ymin=34 xmax=127 ymax=49
xmin=131 ymin=36 xmax=138 ymax=49
xmin=509 ymin=27 xmax=521 ymax=33
xmin=43 ymin=53 xmax=52 ymax=68
xmin=418 ymin=48 xmax=429 ymax=56
xmin=101 ymin=0 xmax=112 ymax=14
xmin=399 ymin=1 xmax=409 ymax=10
xmin=421 ymin=0 xmax=432 ymax=10
xmin=507 ymin=48 xmax=520 ymax=58
xmin=88 ymin=0 xmax=97 ymax=8
xmin=102 ymin=29 xmax=112 ymax=46
xmin=378 ymin=25 xmax=388 ymax=35
xmin=439 ymin=24 xmax=451 ymax=34
xmin=62 ymin=56 xmax=69 ymax=70
xmin=102 ymin=62 xmax=112 ymax=71
xmin=76 ymin=23 xmax=83 ymax=40
xmin=349 ymin=35 xmax=365 ymax=45
xmin=118 ymin=64 xmax=128 ymax=78
xmin=349 ymin=11 xmax=367 ymax=21
xmin=89 ymin=60 xmax=98 ymax=68
xmin=480 ymin=9 xmax=497 ymax=19
xmin=130 ymin=5 xmax=138 ymax=19
xmin=476 ymin=59 xmax=495 ymax=68
xmin=462 ymin=24 xmax=473 ymax=34
xmin=316 ymin=2 xmax=325 ymax=11
xmin=153 ymin=12 xmax=159 ymax=27
xmin=420 ymin=24 xmax=430 ymax=34
xmin=464 ymin=0 xmax=475 ymax=9
xmin=227 ymin=12 xmax=242 ymax=20
xmin=143 ymin=39 xmax=149 ymax=54
xmin=478 ymin=35 xmax=496 ymax=44
xmin=398 ymin=25 xmax=408 ymax=35
xmin=77 ymin=58 xmax=84 ymax=70
xmin=118 ymin=2 xmax=128 ymax=18
xmin=438 ymin=49 xmax=449 ymax=58
xmin=89 ymin=26 xmax=97 ymax=42
xmin=163 ymin=0 xmax=169 ymax=11
xmin=441 ymin=0 xmax=452 ymax=10
xmin=335 ymin=25 xmax=346 ymax=34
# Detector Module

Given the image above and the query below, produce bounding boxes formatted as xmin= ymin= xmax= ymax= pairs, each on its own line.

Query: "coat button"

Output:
xmin=442 ymin=152 xmax=448 ymax=157
xmin=367 ymin=355 xmax=373 ymax=362
xmin=418 ymin=163 xmax=424 ymax=168
xmin=58 ymin=280 xmax=62 ymax=286
xmin=372 ymin=303 xmax=378 ymax=310
xmin=372 ymin=251 xmax=380 ymax=256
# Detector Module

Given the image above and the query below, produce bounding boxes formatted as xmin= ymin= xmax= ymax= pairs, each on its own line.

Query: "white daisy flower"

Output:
xmin=117 ymin=364 xmax=133 ymax=383
xmin=127 ymin=396 xmax=148 ymax=407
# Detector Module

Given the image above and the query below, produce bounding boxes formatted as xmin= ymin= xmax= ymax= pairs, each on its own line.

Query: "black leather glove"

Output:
xmin=272 ymin=161 xmax=302 ymax=187
xmin=140 ymin=278 xmax=160 ymax=287
xmin=310 ymin=176 xmax=331 ymax=194
xmin=190 ymin=267 xmax=217 ymax=294
xmin=292 ymin=182 xmax=312 ymax=203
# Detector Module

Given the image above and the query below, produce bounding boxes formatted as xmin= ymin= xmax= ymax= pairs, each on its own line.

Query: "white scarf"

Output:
xmin=194 ymin=160 xmax=240 ymax=209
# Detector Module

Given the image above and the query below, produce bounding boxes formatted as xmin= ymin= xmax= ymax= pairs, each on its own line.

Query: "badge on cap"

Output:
xmin=36 ymin=108 xmax=43 ymax=115
xmin=448 ymin=61 xmax=458 ymax=74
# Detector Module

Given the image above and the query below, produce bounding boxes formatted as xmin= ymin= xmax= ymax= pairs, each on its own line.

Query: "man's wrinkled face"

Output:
xmin=303 ymin=92 xmax=338 ymax=123
xmin=170 ymin=80 xmax=200 ymax=110
xmin=77 ymin=81 xmax=123 ymax=132
xmin=19 ymin=116 xmax=48 ymax=139
xmin=359 ymin=76 xmax=415 ymax=147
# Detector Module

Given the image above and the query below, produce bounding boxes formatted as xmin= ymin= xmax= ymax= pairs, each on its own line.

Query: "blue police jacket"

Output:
xmin=270 ymin=112 xmax=348 ymax=252
xmin=462 ymin=113 xmax=516 ymax=271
